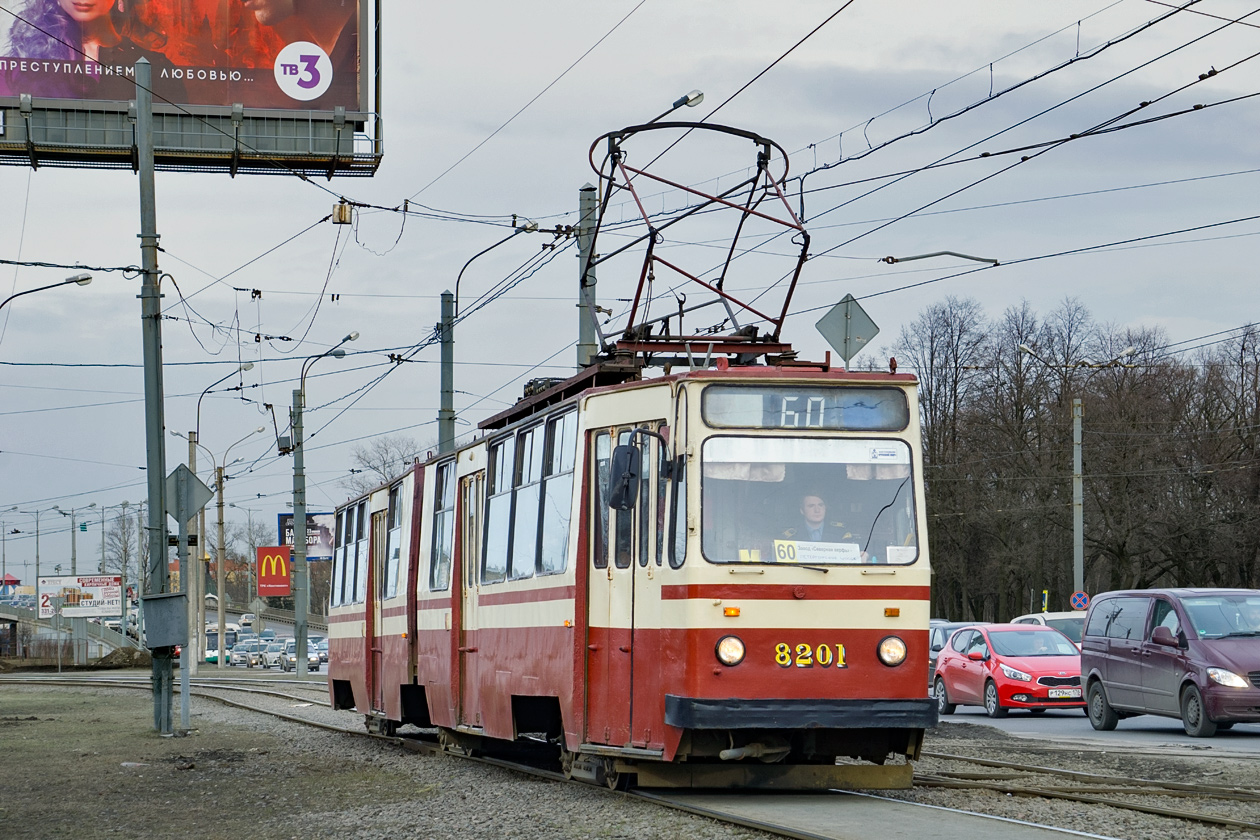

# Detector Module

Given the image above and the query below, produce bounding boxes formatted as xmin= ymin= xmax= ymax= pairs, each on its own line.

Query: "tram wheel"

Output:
xmin=603 ymin=758 xmax=630 ymax=791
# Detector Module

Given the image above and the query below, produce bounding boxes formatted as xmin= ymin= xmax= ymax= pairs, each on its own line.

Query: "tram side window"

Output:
xmin=638 ymin=435 xmax=652 ymax=567
xmin=539 ymin=411 xmax=576 ymax=575
xmin=338 ymin=507 xmax=355 ymax=606
xmin=669 ymin=455 xmax=687 ymax=569
xmin=330 ymin=510 xmax=344 ymax=607
xmin=614 ymin=430 xmax=634 ymax=569
xmin=430 ymin=461 xmax=455 ymax=591
xmin=593 ymin=431 xmax=610 ymax=569
xmin=654 ymin=429 xmax=668 ymax=565
xmin=510 ymin=425 xmax=544 ymax=580
xmin=385 ymin=483 xmax=402 ymax=599
xmin=354 ymin=501 xmax=368 ymax=603
xmin=483 ymin=436 xmax=515 ymax=585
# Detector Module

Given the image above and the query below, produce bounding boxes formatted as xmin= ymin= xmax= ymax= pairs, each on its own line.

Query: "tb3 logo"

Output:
xmin=281 ymin=54 xmax=322 ymax=90
xmin=274 ymin=41 xmax=333 ymax=101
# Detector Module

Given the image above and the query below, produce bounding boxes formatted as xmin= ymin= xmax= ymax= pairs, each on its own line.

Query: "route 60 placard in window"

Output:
xmin=773 ymin=540 xmax=863 ymax=564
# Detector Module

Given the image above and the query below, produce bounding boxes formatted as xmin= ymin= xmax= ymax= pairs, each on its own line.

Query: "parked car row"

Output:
xmin=221 ymin=635 xmax=323 ymax=672
xmin=932 ymin=587 xmax=1260 ymax=737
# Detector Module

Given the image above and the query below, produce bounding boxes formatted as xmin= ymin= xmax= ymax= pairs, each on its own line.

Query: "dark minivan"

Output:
xmin=1081 ymin=588 xmax=1260 ymax=736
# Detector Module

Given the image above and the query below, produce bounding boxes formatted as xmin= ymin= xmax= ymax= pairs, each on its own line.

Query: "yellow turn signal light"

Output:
xmin=723 ymin=607 xmax=741 ymax=617
xmin=884 ymin=607 xmax=900 ymax=617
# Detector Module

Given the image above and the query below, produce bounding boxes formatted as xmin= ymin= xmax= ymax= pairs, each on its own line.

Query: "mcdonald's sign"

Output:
xmin=257 ymin=547 xmax=292 ymax=597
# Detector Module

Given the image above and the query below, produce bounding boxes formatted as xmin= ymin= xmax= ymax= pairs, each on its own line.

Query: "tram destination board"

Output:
xmin=702 ymin=384 xmax=910 ymax=431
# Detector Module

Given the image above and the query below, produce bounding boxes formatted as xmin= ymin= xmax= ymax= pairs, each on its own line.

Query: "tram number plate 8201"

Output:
xmin=775 ymin=643 xmax=847 ymax=669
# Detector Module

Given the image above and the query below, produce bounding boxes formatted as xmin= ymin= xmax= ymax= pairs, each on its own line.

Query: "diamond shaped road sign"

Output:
xmin=816 ymin=294 xmax=879 ymax=365
xmin=165 ymin=464 xmax=215 ymax=522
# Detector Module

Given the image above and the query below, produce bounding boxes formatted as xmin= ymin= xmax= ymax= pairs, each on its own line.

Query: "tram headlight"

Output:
xmin=715 ymin=635 xmax=746 ymax=666
xmin=877 ymin=635 xmax=907 ymax=667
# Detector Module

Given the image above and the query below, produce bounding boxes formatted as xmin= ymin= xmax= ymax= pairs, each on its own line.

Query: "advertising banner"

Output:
xmin=278 ymin=512 xmax=334 ymax=560
xmin=37 ymin=575 xmax=123 ymax=619
xmin=256 ymin=546 xmax=291 ymax=596
xmin=0 ymin=0 xmax=362 ymax=110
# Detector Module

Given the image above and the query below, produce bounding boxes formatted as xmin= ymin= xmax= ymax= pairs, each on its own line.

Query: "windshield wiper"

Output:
xmin=1222 ymin=630 xmax=1260 ymax=637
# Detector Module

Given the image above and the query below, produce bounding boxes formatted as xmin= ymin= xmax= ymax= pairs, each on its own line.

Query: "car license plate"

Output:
xmin=1049 ymin=688 xmax=1081 ymax=699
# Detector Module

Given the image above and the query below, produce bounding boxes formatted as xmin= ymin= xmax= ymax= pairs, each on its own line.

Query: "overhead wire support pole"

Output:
xmin=1073 ymin=398 xmax=1084 ymax=596
xmin=438 ymin=291 xmax=455 ymax=452
xmin=293 ymin=333 xmax=357 ymax=679
xmin=135 ymin=58 xmax=173 ymax=734
xmin=577 ymin=184 xmax=598 ymax=367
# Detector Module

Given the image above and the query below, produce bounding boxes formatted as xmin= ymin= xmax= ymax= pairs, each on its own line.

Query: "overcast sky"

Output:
xmin=2 ymin=0 xmax=1257 ymax=584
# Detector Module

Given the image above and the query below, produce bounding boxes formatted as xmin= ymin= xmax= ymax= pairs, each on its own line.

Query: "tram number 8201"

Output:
xmin=775 ymin=642 xmax=847 ymax=669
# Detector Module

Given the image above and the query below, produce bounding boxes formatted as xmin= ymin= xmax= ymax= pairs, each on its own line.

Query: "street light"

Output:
xmin=440 ymin=224 xmax=539 ymax=452
xmin=54 ymin=504 xmax=96 ymax=577
xmin=229 ymin=502 xmax=260 ymax=603
xmin=646 ymin=89 xmax=705 ymax=125
xmin=97 ymin=502 xmax=133 ymax=636
xmin=293 ymin=331 xmax=358 ymax=678
xmin=1 ymin=505 xmax=16 ymax=596
xmin=173 ymin=426 xmax=265 ymax=670
xmin=186 ymin=361 xmax=254 ymax=674
xmin=0 ymin=272 xmax=92 ymax=313
xmin=1017 ymin=344 xmax=1137 ymax=598
xmin=16 ymin=507 xmax=55 ymax=601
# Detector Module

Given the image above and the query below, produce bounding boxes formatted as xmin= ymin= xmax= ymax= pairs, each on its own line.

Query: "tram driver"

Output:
xmin=780 ymin=493 xmax=854 ymax=543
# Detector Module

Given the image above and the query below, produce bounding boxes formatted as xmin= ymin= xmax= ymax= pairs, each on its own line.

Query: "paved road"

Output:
xmin=942 ymin=706 xmax=1260 ymax=757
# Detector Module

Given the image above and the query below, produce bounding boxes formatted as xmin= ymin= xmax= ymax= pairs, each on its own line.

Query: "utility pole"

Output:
xmin=438 ymin=290 xmax=455 ymax=453
xmin=216 ymin=464 xmax=226 ymax=671
xmin=187 ymin=432 xmax=199 ymax=676
xmin=576 ymin=183 xmax=598 ymax=368
xmin=1072 ymin=398 xmax=1084 ymax=595
xmin=136 ymin=59 xmax=173 ymax=734
xmin=291 ymin=387 xmax=309 ymax=678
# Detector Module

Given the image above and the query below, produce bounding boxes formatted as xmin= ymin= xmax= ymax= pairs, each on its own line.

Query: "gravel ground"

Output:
xmin=1 ymin=674 xmax=1257 ymax=839
xmin=0 ymin=677 xmax=772 ymax=840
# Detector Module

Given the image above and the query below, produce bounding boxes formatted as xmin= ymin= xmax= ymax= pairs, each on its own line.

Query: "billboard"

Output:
xmin=37 ymin=575 xmax=123 ymax=619
xmin=0 ymin=0 xmax=364 ymax=111
xmin=278 ymin=512 xmax=333 ymax=560
xmin=256 ymin=546 xmax=291 ymax=596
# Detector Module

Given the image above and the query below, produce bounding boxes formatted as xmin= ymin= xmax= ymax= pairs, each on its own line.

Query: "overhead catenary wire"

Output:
xmin=407 ymin=0 xmax=647 ymax=199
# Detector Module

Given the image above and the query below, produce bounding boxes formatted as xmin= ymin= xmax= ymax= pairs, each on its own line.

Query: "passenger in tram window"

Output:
xmin=780 ymin=493 xmax=853 ymax=543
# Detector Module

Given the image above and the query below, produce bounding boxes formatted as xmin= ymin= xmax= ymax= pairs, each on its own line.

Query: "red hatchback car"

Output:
xmin=934 ymin=623 xmax=1085 ymax=717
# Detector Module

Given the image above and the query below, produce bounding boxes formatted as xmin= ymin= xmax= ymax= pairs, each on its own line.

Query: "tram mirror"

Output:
xmin=608 ymin=444 xmax=641 ymax=510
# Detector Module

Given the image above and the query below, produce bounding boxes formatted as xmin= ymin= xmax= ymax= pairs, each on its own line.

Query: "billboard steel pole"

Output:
xmin=136 ymin=59 xmax=173 ymax=734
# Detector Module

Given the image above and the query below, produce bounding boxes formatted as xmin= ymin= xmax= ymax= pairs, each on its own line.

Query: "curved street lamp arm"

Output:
xmin=0 ymin=274 xmax=92 ymax=313
xmin=454 ymin=228 xmax=530 ymax=319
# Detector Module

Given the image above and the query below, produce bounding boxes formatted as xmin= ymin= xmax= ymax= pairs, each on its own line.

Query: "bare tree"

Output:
xmin=899 ymin=297 xmax=1260 ymax=621
xmin=342 ymin=433 xmax=422 ymax=495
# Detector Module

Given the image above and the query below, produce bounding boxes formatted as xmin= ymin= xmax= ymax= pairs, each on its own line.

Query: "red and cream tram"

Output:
xmin=326 ymin=359 xmax=935 ymax=788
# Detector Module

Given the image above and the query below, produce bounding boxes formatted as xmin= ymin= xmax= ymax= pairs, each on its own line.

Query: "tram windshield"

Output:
xmin=700 ymin=436 xmax=919 ymax=565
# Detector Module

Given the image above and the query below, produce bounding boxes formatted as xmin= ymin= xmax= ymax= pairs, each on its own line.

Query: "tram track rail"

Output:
xmin=917 ymin=750 xmax=1260 ymax=832
xmin=5 ymin=674 xmax=1257 ymax=838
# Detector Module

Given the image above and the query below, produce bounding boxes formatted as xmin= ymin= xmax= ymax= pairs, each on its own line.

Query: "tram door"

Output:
xmin=587 ymin=427 xmax=662 ymax=747
xmin=457 ymin=471 xmax=484 ymax=728
xmin=368 ymin=509 xmax=388 ymax=713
